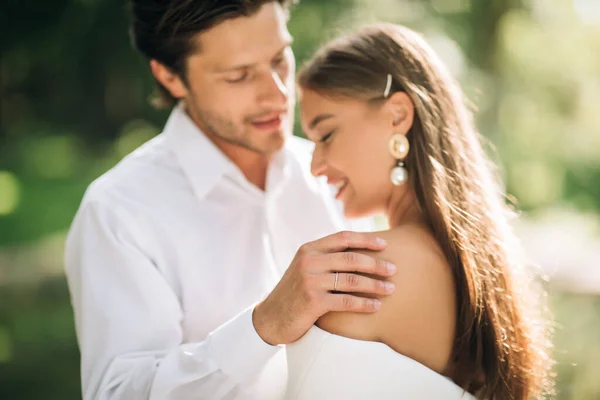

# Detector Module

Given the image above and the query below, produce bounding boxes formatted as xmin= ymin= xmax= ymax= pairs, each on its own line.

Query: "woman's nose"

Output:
xmin=310 ymin=147 xmax=326 ymax=177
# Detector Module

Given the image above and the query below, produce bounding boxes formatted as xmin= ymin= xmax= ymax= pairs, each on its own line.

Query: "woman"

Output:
xmin=285 ymin=24 xmax=554 ymax=399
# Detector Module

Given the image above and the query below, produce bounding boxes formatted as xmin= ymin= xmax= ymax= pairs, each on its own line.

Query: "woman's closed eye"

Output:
xmin=319 ymin=129 xmax=336 ymax=144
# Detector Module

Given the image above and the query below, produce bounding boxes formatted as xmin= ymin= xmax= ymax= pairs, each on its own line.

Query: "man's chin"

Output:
xmin=261 ymin=130 xmax=287 ymax=154
xmin=238 ymin=126 xmax=289 ymax=155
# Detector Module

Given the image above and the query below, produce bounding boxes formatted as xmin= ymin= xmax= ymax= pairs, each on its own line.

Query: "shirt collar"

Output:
xmin=163 ymin=103 xmax=292 ymax=201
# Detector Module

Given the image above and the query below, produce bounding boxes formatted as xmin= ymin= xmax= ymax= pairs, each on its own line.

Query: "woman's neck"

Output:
xmin=386 ymin=186 xmax=425 ymax=228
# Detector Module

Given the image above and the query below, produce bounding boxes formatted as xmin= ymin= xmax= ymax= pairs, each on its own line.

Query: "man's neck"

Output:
xmin=184 ymin=108 xmax=271 ymax=191
xmin=225 ymin=145 xmax=270 ymax=191
xmin=203 ymin=132 xmax=271 ymax=191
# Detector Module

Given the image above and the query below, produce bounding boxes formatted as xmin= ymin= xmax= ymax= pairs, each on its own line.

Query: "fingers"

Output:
xmin=324 ymin=251 xmax=397 ymax=277
xmin=328 ymin=273 xmax=395 ymax=295
xmin=308 ymin=231 xmax=388 ymax=253
xmin=327 ymin=293 xmax=382 ymax=313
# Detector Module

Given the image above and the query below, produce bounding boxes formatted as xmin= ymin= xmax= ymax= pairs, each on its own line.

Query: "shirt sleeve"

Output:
xmin=64 ymin=200 xmax=280 ymax=400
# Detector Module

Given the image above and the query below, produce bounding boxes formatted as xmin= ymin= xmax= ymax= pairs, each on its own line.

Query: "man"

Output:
xmin=65 ymin=1 xmax=397 ymax=399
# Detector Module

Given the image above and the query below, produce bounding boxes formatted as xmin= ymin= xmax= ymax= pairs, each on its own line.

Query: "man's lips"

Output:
xmin=251 ymin=114 xmax=285 ymax=130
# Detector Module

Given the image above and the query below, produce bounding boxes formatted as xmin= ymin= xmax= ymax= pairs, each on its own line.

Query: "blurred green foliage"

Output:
xmin=1 ymin=0 xmax=599 ymax=398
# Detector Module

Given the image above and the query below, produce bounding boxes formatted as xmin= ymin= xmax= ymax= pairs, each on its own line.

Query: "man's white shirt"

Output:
xmin=64 ymin=104 xmax=367 ymax=399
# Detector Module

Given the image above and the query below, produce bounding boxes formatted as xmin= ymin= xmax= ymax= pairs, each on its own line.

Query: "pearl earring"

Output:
xmin=388 ymin=134 xmax=409 ymax=186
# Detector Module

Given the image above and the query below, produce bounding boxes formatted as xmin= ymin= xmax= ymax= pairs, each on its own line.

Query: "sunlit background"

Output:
xmin=1 ymin=0 xmax=600 ymax=398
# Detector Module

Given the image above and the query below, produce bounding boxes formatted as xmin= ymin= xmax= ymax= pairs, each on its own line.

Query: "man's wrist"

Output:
xmin=207 ymin=305 xmax=281 ymax=385
xmin=252 ymin=301 xmax=279 ymax=346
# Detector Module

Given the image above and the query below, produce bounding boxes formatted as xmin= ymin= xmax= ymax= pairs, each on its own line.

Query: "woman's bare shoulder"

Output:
xmin=317 ymin=224 xmax=457 ymax=374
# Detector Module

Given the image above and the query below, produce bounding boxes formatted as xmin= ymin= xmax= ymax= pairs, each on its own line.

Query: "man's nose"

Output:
xmin=258 ymin=70 xmax=289 ymax=106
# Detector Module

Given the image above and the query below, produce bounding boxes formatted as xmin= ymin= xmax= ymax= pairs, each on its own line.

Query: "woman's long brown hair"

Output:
xmin=298 ymin=24 xmax=554 ymax=399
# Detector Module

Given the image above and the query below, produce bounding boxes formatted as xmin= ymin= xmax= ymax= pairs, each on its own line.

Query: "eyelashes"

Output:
xmin=226 ymin=51 xmax=289 ymax=84
xmin=319 ymin=130 xmax=336 ymax=143
xmin=226 ymin=73 xmax=248 ymax=83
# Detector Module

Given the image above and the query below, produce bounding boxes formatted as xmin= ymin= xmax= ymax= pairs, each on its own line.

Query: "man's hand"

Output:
xmin=253 ymin=231 xmax=397 ymax=345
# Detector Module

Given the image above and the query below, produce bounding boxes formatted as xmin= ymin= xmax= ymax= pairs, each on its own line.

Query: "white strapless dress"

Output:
xmin=285 ymin=325 xmax=477 ymax=399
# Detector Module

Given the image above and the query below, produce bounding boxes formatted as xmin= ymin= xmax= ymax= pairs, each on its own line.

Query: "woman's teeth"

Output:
xmin=333 ymin=180 xmax=347 ymax=198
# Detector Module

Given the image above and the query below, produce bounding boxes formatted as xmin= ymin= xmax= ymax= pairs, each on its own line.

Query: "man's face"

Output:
xmin=181 ymin=2 xmax=295 ymax=156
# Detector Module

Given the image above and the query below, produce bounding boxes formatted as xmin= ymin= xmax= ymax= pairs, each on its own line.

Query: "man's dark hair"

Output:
xmin=129 ymin=0 xmax=297 ymax=109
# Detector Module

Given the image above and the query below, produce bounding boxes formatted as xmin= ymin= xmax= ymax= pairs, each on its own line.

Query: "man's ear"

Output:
xmin=386 ymin=91 xmax=415 ymax=136
xmin=150 ymin=59 xmax=188 ymax=100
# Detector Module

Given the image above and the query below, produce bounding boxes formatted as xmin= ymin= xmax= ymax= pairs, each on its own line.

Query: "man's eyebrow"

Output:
xmin=213 ymin=39 xmax=293 ymax=73
xmin=309 ymin=114 xmax=334 ymax=130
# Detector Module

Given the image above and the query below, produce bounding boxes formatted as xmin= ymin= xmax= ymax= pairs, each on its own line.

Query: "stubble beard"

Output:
xmin=187 ymin=100 xmax=290 ymax=156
